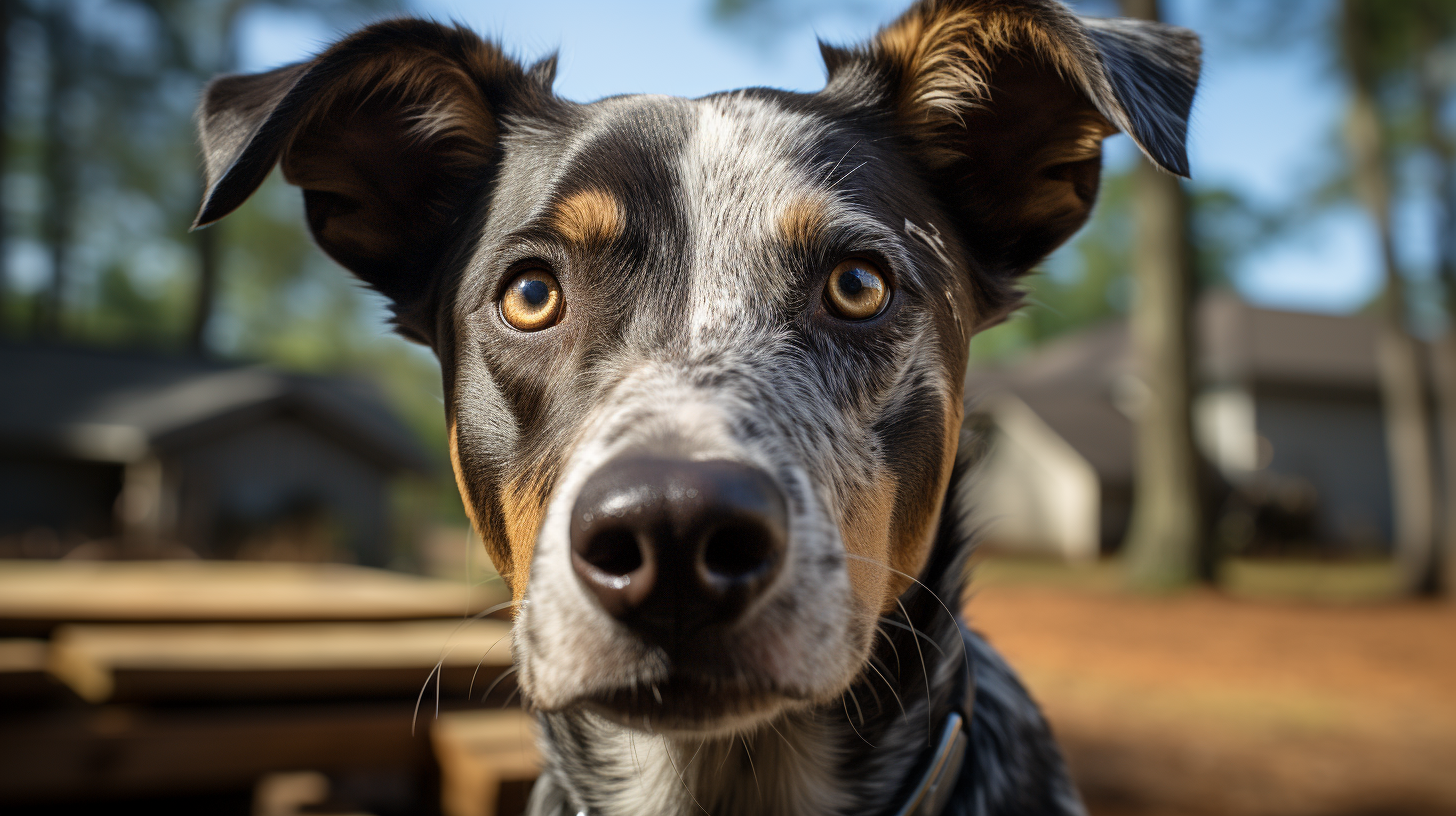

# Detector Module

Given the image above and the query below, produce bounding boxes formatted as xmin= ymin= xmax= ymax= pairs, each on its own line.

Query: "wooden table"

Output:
xmin=0 ymin=559 xmax=529 ymax=813
xmin=0 ymin=559 xmax=507 ymax=636
xmin=434 ymin=709 xmax=542 ymax=816
xmin=48 ymin=618 xmax=514 ymax=703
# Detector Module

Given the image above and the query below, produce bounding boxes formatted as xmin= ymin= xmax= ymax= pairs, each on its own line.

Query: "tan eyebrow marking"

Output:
xmin=550 ymin=189 xmax=624 ymax=247
xmin=777 ymin=194 xmax=832 ymax=247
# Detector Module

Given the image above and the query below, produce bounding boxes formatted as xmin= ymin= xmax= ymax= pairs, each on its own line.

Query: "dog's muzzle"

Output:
xmin=568 ymin=456 xmax=787 ymax=644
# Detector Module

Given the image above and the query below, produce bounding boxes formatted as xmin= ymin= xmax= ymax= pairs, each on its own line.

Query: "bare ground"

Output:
xmin=966 ymin=565 xmax=1456 ymax=816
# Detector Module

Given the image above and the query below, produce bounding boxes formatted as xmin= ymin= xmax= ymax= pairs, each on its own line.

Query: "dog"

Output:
xmin=191 ymin=1 xmax=1198 ymax=813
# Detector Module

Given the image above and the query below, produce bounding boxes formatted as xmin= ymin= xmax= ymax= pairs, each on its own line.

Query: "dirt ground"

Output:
xmin=966 ymin=563 xmax=1456 ymax=816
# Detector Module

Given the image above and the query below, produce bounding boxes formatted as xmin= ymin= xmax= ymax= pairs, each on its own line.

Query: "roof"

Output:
xmin=965 ymin=293 xmax=1385 ymax=482
xmin=0 ymin=344 xmax=432 ymax=473
xmin=1200 ymin=293 xmax=1380 ymax=390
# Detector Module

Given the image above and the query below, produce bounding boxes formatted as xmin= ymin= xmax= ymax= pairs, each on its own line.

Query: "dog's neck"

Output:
xmin=528 ymin=467 xmax=975 ymax=816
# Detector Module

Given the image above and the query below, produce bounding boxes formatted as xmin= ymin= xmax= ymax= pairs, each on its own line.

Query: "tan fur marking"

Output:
xmin=860 ymin=396 xmax=968 ymax=615
xmin=550 ymin=189 xmax=625 ymax=247
xmin=777 ymin=194 xmax=832 ymax=247
xmin=873 ymin=2 xmax=1095 ymax=167
xmin=447 ymin=418 xmax=481 ymax=535
xmin=838 ymin=474 xmax=901 ymax=615
xmin=500 ymin=470 xmax=551 ymax=603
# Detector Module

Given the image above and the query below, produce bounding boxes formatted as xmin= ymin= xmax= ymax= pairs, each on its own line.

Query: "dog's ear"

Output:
xmin=193 ymin=19 xmax=554 ymax=343
xmin=822 ymin=0 xmax=1199 ymax=275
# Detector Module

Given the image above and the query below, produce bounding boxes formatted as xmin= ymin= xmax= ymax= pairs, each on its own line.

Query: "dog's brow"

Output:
xmin=776 ymin=193 xmax=834 ymax=248
xmin=550 ymin=188 xmax=625 ymax=247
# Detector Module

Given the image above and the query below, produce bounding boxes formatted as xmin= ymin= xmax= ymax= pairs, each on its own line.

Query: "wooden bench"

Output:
xmin=433 ymin=708 xmax=542 ymax=816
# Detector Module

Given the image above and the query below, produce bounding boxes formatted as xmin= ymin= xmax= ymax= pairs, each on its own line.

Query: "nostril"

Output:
xmin=703 ymin=523 xmax=778 ymax=580
xmin=579 ymin=528 xmax=644 ymax=577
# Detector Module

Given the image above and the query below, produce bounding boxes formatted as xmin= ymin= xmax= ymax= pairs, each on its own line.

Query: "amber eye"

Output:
xmin=500 ymin=269 xmax=563 ymax=331
xmin=825 ymin=258 xmax=888 ymax=320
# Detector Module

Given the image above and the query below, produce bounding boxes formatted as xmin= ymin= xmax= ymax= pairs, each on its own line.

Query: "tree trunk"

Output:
xmin=1343 ymin=11 xmax=1441 ymax=595
xmin=1418 ymin=41 xmax=1456 ymax=597
xmin=1435 ymin=331 xmax=1456 ymax=596
xmin=0 ymin=0 xmax=11 ymax=333
xmin=37 ymin=8 xmax=76 ymax=339
xmin=1117 ymin=0 xmax=1207 ymax=590
xmin=187 ymin=216 xmax=217 ymax=353
xmin=182 ymin=5 xmax=241 ymax=356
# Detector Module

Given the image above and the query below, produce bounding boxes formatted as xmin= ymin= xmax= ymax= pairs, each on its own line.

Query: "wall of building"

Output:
xmin=969 ymin=397 xmax=1102 ymax=561
xmin=1254 ymin=385 xmax=1392 ymax=550
xmin=166 ymin=415 xmax=393 ymax=566
xmin=0 ymin=455 xmax=122 ymax=547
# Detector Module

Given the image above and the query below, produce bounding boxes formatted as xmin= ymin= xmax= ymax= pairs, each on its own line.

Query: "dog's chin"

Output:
xmin=563 ymin=674 xmax=812 ymax=737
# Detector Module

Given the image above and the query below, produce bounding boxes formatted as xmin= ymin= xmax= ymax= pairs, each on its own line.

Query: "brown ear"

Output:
xmin=822 ymin=0 xmax=1200 ymax=275
xmin=193 ymin=19 xmax=555 ymax=343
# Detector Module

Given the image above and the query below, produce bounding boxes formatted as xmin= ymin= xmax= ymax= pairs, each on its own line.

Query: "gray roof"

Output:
xmin=1200 ymin=293 xmax=1380 ymax=389
xmin=965 ymin=293 xmax=1385 ymax=483
xmin=0 ymin=344 xmax=432 ymax=472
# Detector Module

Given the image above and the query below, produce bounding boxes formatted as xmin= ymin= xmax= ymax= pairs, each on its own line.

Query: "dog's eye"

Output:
xmin=825 ymin=258 xmax=888 ymax=320
xmin=501 ymin=269 xmax=563 ymax=331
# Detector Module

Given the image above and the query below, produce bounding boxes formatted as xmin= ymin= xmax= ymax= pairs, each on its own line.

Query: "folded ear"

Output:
xmin=822 ymin=0 xmax=1200 ymax=275
xmin=193 ymin=19 xmax=555 ymax=343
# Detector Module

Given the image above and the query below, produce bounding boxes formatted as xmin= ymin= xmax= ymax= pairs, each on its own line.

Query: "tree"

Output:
xmin=1117 ymin=0 xmax=1210 ymax=590
xmin=1411 ymin=1 xmax=1456 ymax=596
xmin=1340 ymin=0 xmax=1444 ymax=596
xmin=36 ymin=4 xmax=78 ymax=337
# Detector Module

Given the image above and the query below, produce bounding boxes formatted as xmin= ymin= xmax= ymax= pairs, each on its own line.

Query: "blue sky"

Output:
xmin=236 ymin=0 xmax=1394 ymax=318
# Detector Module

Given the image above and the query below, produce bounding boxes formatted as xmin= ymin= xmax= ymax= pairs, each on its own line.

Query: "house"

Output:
xmin=0 ymin=344 xmax=432 ymax=566
xmin=966 ymin=293 xmax=1393 ymax=560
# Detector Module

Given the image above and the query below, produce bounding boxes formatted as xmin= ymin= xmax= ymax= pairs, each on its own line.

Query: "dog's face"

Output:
xmin=195 ymin=1 xmax=1196 ymax=736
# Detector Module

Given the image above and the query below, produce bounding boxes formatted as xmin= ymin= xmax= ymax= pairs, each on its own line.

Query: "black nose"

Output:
xmin=569 ymin=456 xmax=788 ymax=640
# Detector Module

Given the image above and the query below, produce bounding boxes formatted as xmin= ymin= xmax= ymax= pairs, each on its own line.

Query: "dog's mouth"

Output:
xmin=574 ymin=669 xmax=812 ymax=733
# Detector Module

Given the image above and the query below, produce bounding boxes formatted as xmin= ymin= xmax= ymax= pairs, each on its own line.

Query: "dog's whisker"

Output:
xmin=422 ymin=598 xmax=524 ymax=715
xmin=879 ymin=615 xmax=947 ymax=656
xmin=896 ymin=596 xmax=935 ymax=747
xmin=478 ymin=665 xmax=518 ymax=704
xmin=501 ymin=682 xmax=522 ymax=710
xmin=867 ymin=656 xmax=908 ymax=719
xmin=715 ymin=735 xmax=734 ymax=776
xmin=629 ymin=733 xmax=644 ymax=782
xmin=685 ymin=737 xmax=706 ymax=772
xmin=739 ymin=734 xmax=762 ymax=801
xmin=824 ymin=138 xmax=862 ymax=184
xmin=467 ymin=629 xmax=513 ymax=700
xmin=765 ymin=717 xmax=805 ymax=762
xmin=841 ymin=693 xmax=875 ymax=747
xmin=410 ymin=661 xmax=441 ymax=737
xmin=849 ymin=552 xmax=971 ymax=677
xmin=846 ymin=686 xmax=868 ymax=729
xmin=858 ymin=669 xmax=884 ymax=712
xmin=875 ymin=622 xmax=904 ymax=674
xmin=663 ymin=737 xmax=712 ymax=816
xmin=829 ymin=160 xmax=869 ymax=190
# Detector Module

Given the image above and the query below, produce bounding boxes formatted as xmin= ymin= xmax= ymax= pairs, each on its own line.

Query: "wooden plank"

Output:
xmin=433 ymin=709 xmax=542 ymax=816
xmin=49 ymin=619 xmax=515 ymax=703
xmin=0 ymin=702 xmax=440 ymax=803
xmin=0 ymin=638 xmax=75 ymax=702
xmin=0 ymin=560 xmax=509 ymax=636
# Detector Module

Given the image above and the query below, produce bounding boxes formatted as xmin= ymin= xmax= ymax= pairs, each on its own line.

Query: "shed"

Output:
xmin=966 ymin=293 xmax=1395 ymax=559
xmin=0 ymin=344 xmax=432 ymax=566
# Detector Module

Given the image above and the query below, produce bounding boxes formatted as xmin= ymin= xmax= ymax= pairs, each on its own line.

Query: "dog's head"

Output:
xmin=195 ymin=0 xmax=1197 ymax=736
